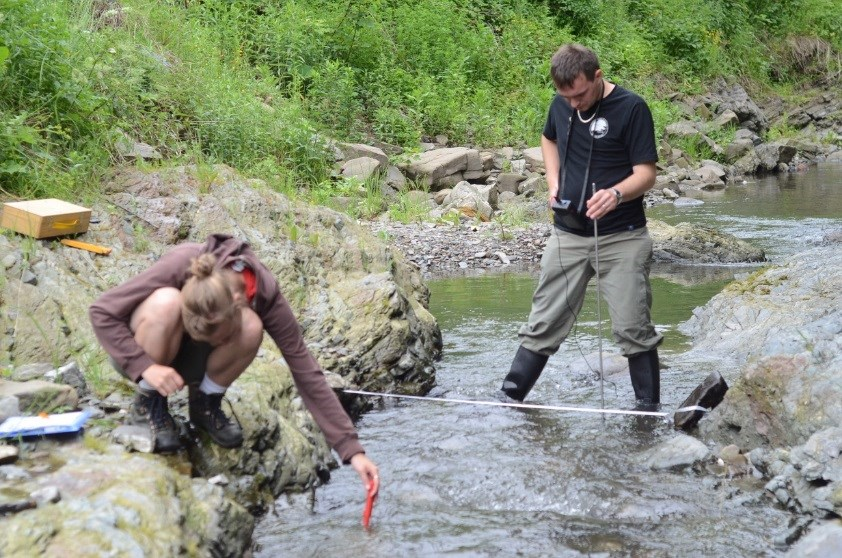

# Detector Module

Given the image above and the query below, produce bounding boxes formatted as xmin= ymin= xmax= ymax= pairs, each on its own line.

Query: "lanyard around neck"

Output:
xmin=558 ymin=84 xmax=603 ymax=213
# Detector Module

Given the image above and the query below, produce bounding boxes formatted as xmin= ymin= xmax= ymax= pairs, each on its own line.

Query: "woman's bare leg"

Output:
xmin=129 ymin=287 xmax=184 ymax=365
xmin=204 ymin=307 xmax=263 ymax=387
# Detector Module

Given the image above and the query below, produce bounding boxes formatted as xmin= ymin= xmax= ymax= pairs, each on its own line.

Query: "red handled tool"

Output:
xmin=362 ymin=482 xmax=377 ymax=529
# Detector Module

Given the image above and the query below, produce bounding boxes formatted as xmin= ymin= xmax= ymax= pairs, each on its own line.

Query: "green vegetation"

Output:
xmin=1 ymin=0 xmax=840 ymax=205
xmin=388 ymin=187 xmax=432 ymax=223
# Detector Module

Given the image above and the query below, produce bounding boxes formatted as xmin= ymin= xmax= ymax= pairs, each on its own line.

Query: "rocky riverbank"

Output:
xmin=361 ymin=196 xmax=768 ymax=278
xmin=687 ymin=237 xmax=842 ymax=551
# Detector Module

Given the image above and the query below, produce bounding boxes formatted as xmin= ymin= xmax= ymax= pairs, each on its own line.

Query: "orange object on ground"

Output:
xmin=60 ymin=238 xmax=112 ymax=255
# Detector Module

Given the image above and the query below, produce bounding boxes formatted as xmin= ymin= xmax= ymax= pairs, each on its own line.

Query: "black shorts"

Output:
xmin=111 ymin=335 xmax=213 ymax=387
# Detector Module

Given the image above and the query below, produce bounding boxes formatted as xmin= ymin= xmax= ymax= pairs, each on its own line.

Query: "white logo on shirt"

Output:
xmin=590 ymin=117 xmax=609 ymax=139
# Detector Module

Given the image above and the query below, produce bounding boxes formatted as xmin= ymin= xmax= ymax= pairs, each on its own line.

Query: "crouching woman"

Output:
xmin=89 ymin=233 xmax=379 ymax=493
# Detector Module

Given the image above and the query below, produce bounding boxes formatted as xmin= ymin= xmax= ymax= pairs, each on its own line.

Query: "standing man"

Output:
xmin=498 ymin=43 xmax=662 ymax=409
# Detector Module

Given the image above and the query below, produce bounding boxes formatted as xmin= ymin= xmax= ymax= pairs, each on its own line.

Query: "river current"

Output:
xmin=254 ymin=162 xmax=842 ymax=557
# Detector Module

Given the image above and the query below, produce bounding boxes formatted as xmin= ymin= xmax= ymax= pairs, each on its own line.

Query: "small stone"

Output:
xmin=101 ymin=392 xmax=129 ymax=412
xmin=673 ymin=197 xmax=705 ymax=207
xmin=674 ymin=371 xmax=729 ymax=431
xmin=0 ymin=396 xmax=20 ymax=423
xmin=0 ymin=465 xmax=31 ymax=481
xmin=0 ymin=499 xmax=36 ymax=515
xmin=10 ymin=363 xmax=53 ymax=382
xmin=0 ymin=444 xmax=19 ymax=465
xmin=208 ymin=474 xmax=229 ymax=486
xmin=112 ymin=424 xmax=155 ymax=453
xmin=30 ymin=486 xmax=61 ymax=505
xmin=56 ymin=362 xmax=88 ymax=396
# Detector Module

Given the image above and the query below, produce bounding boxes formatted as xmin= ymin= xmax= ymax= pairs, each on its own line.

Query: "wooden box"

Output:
xmin=1 ymin=199 xmax=91 ymax=239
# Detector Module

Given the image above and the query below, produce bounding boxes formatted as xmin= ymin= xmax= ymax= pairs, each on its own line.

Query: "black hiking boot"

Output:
xmin=628 ymin=348 xmax=661 ymax=411
xmin=129 ymin=389 xmax=182 ymax=453
xmin=189 ymin=389 xmax=243 ymax=448
xmin=498 ymin=345 xmax=550 ymax=402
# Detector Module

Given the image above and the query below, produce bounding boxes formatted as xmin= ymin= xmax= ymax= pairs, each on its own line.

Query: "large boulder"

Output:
xmin=398 ymin=147 xmax=484 ymax=190
xmin=709 ymin=82 xmax=769 ymax=133
xmin=440 ymin=181 xmax=494 ymax=221
xmin=648 ymin=220 xmax=766 ymax=264
xmin=681 ymin=242 xmax=842 ymax=520
xmin=340 ymin=156 xmax=382 ymax=180
xmin=756 ymin=141 xmax=798 ymax=172
xmin=680 ymin=243 xmax=841 ymax=381
xmin=0 ymin=443 xmax=253 ymax=557
xmin=336 ymin=142 xmax=389 ymax=167
xmin=522 ymin=147 xmax=544 ymax=173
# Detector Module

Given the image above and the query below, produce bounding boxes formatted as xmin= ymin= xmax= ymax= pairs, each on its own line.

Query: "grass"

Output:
xmin=495 ymin=203 xmax=530 ymax=228
xmin=76 ymin=350 xmax=115 ymax=399
xmin=765 ymin=120 xmax=802 ymax=142
xmin=436 ymin=209 xmax=462 ymax=227
xmin=672 ymin=135 xmax=717 ymax=163
xmin=388 ymin=187 xmax=432 ymax=224
xmin=132 ymin=222 xmax=150 ymax=253
xmin=306 ymin=172 xmax=388 ymax=219
xmin=192 ymin=163 xmax=221 ymax=194
xmin=82 ymin=432 xmax=110 ymax=453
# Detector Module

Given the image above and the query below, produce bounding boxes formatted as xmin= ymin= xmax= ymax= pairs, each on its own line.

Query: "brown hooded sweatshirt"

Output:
xmin=89 ymin=234 xmax=364 ymax=462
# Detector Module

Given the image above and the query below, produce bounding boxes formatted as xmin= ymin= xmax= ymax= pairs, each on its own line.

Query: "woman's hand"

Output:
xmin=140 ymin=364 xmax=184 ymax=396
xmin=350 ymin=453 xmax=380 ymax=496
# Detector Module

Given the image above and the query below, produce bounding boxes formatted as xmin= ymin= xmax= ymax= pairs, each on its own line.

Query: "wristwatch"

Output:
xmin=611 ymin=187 xmax=623 ymax=204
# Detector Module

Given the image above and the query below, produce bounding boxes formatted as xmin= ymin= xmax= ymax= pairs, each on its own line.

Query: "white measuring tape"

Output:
xmin=341 ymin=389 xmax=700 ymax=418
xmin=344 ymin=390 xmax=711 ymax=419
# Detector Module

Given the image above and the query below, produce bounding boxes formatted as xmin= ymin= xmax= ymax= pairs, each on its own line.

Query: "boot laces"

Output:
xmin=207 ymin=393 xmax=241 ymax=431
xmin=147 ymin=393 xmax=175 ymax=432
xmin=207 ymin=393 xmax=231 ymax=428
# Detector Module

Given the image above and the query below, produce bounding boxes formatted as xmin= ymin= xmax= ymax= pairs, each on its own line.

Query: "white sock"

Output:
xmin=199 ymin=375 xmax=227 ymax=395
xmin=138 ymin=379 xmax=154 ymax=392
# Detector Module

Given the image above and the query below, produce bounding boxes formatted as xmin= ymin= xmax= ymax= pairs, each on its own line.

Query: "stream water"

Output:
xmin=254 ymin=162 xmax=842 ymax=557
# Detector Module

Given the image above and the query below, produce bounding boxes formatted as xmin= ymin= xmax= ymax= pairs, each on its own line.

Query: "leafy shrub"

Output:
xmin=306 ymin=60 xmax=362 ymax=139
xmin=373 ymin=106 xmax=421 ymax=147
xmin=0 ymin=0 xmax=110 ymax=196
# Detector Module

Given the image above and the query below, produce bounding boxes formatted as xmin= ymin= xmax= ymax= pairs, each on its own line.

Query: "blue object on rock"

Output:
xmin=0 ymin=409 xmax=92 ymax=438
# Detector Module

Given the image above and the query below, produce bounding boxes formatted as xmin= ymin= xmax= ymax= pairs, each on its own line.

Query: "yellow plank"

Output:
xmin=60 ymin=238 xmax=112 ymax=255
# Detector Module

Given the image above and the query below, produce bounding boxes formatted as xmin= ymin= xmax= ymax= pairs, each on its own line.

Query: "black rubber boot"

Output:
xmin=189 ymin=389 xmax=244 ymax=448
xmin=627 ymin=349 xmax=661 ymax=409
xmin=129 ymin=389 xmax=182 ymax=453
xmin=499 ymin=345 xmax=550 ymax=402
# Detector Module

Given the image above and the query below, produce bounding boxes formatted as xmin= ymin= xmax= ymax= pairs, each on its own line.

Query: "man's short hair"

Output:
xmin=550 ymin=44 xmax=601 ymax=88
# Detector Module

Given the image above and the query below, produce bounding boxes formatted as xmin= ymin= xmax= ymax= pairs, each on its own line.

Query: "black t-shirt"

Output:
xmin=543 ymin=84 xmax=658 ymax=235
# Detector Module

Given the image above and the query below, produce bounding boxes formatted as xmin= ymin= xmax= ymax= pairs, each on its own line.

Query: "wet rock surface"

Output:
xmin=0 ymin=440 xmax=253 ymax=557
xmin=682 ymin=240 xmax=842 ymax=523
xmin=674 ymin=371 xmax=729 ymax=431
